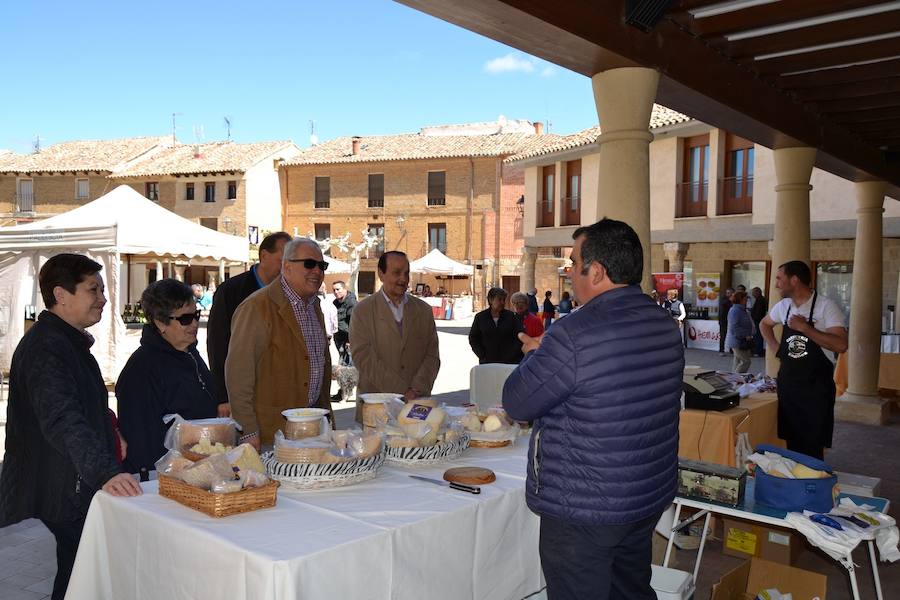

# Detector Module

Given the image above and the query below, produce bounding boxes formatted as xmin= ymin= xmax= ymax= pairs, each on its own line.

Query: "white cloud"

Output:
xmin=540 ymin=66 xmax=557 ymax=77
xmin=484 ymin=53 xmax=536 ymax=74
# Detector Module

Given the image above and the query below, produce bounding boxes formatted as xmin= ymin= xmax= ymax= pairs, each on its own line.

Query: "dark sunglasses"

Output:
xmin=168 ymin=310 xmax=201 ymax=326
xmin=288 ymin=258 xmax=329 ymax=271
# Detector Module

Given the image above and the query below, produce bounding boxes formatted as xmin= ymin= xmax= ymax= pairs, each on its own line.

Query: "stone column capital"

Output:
xmin=663 ymin=242 xmax=689 ymax=254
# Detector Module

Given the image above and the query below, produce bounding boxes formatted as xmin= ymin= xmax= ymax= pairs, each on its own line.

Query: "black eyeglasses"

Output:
xmin=288 ymin=258 xmax=329 ymax=271
xmin=168 ymin=310 xmax=201 ymax=326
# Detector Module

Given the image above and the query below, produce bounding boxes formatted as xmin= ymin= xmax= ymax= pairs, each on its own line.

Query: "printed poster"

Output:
xmin=694 ymin=272 xmax=722 ymax=319
xmin=652 ymin=273 xmax=685 ymax=300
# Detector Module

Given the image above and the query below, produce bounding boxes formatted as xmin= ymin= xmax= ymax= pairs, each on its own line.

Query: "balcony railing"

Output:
xmin=675 ymin=181 xmax=708 ymax=218
xmin=427 ymin=196 xmax=446 ymax=206
xmin=718 ymin=176 xmax=753 ymax=215
xmin=16 ymin=192 xmax=34 ymax=213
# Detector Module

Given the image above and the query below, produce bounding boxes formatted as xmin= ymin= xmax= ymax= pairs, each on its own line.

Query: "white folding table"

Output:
xmin=663 ymin=480 xmax=889 ymax=600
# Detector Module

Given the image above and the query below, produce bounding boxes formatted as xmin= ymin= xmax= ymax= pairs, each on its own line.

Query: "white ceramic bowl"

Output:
xmin=281 ymin=407 xmax=329 ymax=422
xmin=359 ymin=393 xmax=404 ymax=404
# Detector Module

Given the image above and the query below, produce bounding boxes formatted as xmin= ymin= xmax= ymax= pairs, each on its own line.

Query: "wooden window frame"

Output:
xmin=146 ymin=181 xmax=160 ymax=202
xmin=428 ymin=222 xmax=447 ymax=254
xmin=227 ymin=180 xmax=237 ymax=200
xmin=204 ymin=182 xmax=216 ymax=203
xmin=720 ymin=134 xmax=754 ymax=215
xmin=676 ymin=134 xmax=709 ymax=218
xmin=75 ymin=178 xmax=89 ymax=199
xmin=314 ymin=176 xmax=330 ymax=209
xmin=314 ymin=223 xmax=331 ymax=241
xmin=564 ymin=160 xmax=581 ymax=226
xmin=185 ymin=182 xmax=194 ymax=201
xmin=540 ymin=165 xmax=555 ymax=228
xmin=368 ymin=223 xmax=385 ymax=257
xmin=368 ymin=173 xmax=384 ymax=208
xmin=427 ymin=171 xmax=446 ymax=206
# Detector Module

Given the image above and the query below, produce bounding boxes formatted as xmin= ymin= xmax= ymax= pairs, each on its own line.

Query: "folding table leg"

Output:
xmin=868 ymin=541 xmax=883 ymax=600
xmin=663 ymin=502 xmax=682 ymax=568
xmin=692 ymin=512 xmax=712 ymax=584
xmin=846 ymin=558 xmax=861 ymax=600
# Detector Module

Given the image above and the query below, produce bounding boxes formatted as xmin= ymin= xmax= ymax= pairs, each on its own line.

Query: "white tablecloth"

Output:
xmin=65 ymin=444 xmax=543 ymax=600
xmin=881 ymin=333 xmax=900 ymax=353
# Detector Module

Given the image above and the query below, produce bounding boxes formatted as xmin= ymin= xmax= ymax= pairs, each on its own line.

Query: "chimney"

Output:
xmin=351 ymin=136 xmax=361 ymax=156
xmin=534 ymin=121 xmax=544 ymax=135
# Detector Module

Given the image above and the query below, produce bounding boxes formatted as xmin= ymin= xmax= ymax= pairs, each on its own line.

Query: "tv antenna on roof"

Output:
xmin=309 ymin=120 xmax=319 ymax=146
xmin=224 ymin=116 xmax=232 ymax=140
xmin=32 ymin=135 xmax=42 ymax=154
xmin=193 ymin=125 xmax=205 ymax=143
xmin=171 ymin=112 xmax=183 ymax=144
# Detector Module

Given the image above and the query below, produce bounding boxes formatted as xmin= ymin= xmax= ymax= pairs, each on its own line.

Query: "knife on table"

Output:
xmin=409 ymin=475 xmax=481 ymax=494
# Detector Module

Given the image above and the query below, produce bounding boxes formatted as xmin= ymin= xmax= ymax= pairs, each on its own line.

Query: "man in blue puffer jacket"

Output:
xmin=503 ymin=218 xmax=684 ymax=600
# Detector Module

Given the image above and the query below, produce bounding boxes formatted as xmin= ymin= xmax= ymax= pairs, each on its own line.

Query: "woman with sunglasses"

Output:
xmin=116 ymin=278 xmax=219 ymax=480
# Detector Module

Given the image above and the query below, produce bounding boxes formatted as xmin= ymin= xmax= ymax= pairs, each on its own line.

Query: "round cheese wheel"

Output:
xmin=443 ymin=467 xmax=496 ymax=485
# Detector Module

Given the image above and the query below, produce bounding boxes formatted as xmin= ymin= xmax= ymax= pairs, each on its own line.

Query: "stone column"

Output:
xmin=663 ymin=242 xmax=690 ymax=272
xmin=155 ymin=260 xmax=163 ymax=282
xmin=219 ymin=260 xmax=226 ymax=285
xmin=837 ymin=181 xmax=889 ymax=425
xmin=592 ymin=67 xmax=659 ymax=291
xmin=766 ymin=146 xmax=816 ymax=376
xmin=521 ymin=247 xmax=537 ymax=293
xmin=174 ymin=266 xmax=185 ymax=282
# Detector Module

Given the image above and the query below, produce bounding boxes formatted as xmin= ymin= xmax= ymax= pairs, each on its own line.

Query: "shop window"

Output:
xmin=814 ymin=261 xmax=852 ymax=320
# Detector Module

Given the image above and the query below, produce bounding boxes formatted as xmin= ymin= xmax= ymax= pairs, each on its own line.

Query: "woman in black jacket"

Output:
xmin=0 ymin=254 xmax=142 ymax=600
xmin=468 ymin=287 xmax=524 ymax=364
xmin=116 ymin=279 xmax=219 ymax=480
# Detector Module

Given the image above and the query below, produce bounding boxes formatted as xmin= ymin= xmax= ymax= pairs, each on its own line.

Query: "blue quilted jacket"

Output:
xmin=502 ymin=285 xmax=684 ymax=525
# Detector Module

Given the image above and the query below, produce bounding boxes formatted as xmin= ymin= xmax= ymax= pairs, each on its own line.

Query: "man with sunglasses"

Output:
xmin=226 ymin=238 xmax=334 ymax=450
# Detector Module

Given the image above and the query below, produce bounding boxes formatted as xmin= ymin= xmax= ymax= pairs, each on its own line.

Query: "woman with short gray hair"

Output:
xmin=116 ymin=279 xmax=219 ymax=480
xmin=469 ymin=287 xmax=524 ymax=364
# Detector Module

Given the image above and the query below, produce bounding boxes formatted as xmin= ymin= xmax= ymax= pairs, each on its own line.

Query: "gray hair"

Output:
xmin=510 ymin=291 xmax=528 ymax=305
xmin=190 ymin=283 xmax=203 ymax=292
xmin=282 ymin=237 xmax=322 ymax=266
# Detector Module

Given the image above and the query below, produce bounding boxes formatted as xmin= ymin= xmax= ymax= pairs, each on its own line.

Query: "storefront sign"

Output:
xmin=685 ymin=319 xmax=720 ymax=351
xmin=694 ymin=272 xmax=722 ymax=319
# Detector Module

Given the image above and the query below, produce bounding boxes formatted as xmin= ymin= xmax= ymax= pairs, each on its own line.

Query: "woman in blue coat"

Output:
xmin=116 ymin=279 xmax=219 ymax=480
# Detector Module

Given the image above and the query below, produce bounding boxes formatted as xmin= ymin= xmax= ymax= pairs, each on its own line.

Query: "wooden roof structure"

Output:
xmin=396 ymin=0 xmax=900 ymax=196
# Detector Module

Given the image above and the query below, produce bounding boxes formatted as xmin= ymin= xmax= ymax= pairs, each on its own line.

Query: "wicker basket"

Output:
xmin=385 ymin=434 xmax=470 ymax=467
xmin=158 ymin=475 xmax=279 ymax=518
xmin=262 ymin=449 xmax=386 ymax=490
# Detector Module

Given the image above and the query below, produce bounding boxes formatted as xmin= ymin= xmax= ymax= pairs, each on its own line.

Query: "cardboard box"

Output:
xmin=722 ymin=518 xmax=802 ymax=565
xmin=835 ymin=471 xmax=881 ymax=497
xmin=711 ymin=557 xmax=827 ymax=600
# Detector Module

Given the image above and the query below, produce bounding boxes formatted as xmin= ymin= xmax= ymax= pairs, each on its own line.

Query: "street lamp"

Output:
xmin=516 ymin=195 xmax=525 ymax=216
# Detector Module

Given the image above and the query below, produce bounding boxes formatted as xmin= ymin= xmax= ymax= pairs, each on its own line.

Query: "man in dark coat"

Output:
xmin=526 ymin=287 xmax=540 ymax=315
xmin=332 ymin=280 xmax=356 ymax=365
xmin=206 ymin=231 xmax=290 ymax=413
xmin=503 ymin=219 xmax=684 ymax=600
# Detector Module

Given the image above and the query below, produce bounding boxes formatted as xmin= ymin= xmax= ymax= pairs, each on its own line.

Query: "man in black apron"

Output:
xmin=759 ymin=261 xmax=848 ymax=459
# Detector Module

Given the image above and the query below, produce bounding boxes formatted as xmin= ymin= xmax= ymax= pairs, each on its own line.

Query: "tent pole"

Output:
xmin=126 ymin=254 xmax=132 ymax=304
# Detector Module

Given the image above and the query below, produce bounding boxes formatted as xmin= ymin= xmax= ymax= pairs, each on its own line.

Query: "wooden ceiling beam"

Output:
xmin=726 ymin=11 xmax=900 ymax=59
xmin=751 ymin=36 xmax=900 ymax=76
xmin=829 ymin=106 xmax=900 ymax=123
xmin=850 ymin=119 xmax=900 ymax=132
xmin=777 ymin=57 xmax=900 ymax=89
xmin=792 ymin=77 xmax=900 ymax=102
xmin=687 ymin=0 xmax=881 ymax=37
xmin=814 ymin=92 xmax=900 ymax=113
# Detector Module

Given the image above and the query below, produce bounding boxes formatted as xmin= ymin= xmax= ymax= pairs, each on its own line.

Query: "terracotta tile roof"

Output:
xmin=282 ymin=132 xmax=565 ymax=166
xmin=0 ymin=136 xmax=172 ymax=174
xmin=505 ymin=104 xmax=693 ymax=163
xmin=114 ymin=140 xmax=296 ymax=177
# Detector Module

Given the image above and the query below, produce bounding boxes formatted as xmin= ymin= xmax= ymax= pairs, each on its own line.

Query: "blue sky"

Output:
xmin=0 ymin=1 xmax=600 ymax=153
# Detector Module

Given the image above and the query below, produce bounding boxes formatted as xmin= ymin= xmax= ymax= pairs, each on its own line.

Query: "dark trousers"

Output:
xmin=719 ymin=319 xmax=728 ymax=352
xmin=41 ymin=517 xmax=86 ymax=600
xmin=753 ymin=328 xmax=765 ymax=356
xmin=539 ymin=512 xmax=660 ymax=600
xmin=334 ymin=331 xmax=350 ymax=365
xmin=786 ymin=438 xmax=825 ymax=460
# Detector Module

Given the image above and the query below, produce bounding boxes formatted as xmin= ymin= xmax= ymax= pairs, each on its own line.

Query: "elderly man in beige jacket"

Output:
xmin=226 ymin=238 xmax=333 ymax=449
xmin=350 ymin=251 xmax=440 ymax=421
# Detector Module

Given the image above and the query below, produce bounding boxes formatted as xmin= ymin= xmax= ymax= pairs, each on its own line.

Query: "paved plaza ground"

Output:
xmin=0 ymin=316 xmax=898 ymax=599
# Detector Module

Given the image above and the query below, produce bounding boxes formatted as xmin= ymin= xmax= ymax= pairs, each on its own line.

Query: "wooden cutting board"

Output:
xmin=443 ymin=467 xmax=496 ymax=485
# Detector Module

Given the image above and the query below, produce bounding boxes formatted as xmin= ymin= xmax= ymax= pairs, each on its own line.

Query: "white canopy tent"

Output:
xmin=0 ymin=185 xmax=248 ymax=380
xmin=409 ymin=249 xmax=474 ymax=276
xmin=322 ymin=255 xmax=351 ymax=273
